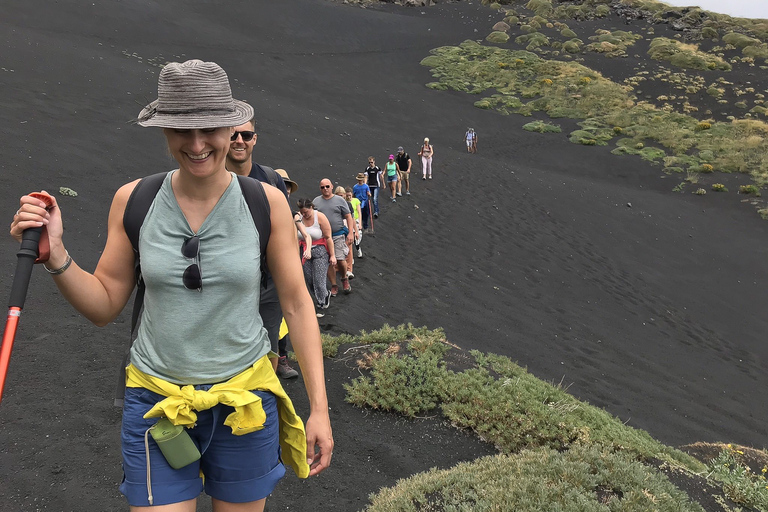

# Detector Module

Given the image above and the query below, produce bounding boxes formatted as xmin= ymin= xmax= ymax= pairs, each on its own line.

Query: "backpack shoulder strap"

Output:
xmin=115 ymin=171 xmax=166 ymax=407
xmin=237 ymin=175 xmax=271 ymax=265
xmin=124 ymin=172 xmax=167 ymax=254
xmin=123 ymin=172 xmax=167 ymax=334
xmin=253 ymin=163 xmax=280 ymax=188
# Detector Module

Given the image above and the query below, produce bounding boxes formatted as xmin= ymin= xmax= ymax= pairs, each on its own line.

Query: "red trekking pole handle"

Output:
xmin=0 ymin=193 xmax=53 ymax=404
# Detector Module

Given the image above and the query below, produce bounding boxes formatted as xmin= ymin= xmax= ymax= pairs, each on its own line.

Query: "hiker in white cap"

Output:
xmin=10 ymin=59 xmax=332 ymax=510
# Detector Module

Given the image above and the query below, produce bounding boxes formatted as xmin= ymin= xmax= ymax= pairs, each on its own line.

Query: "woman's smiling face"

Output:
xmin=163 ymin=127 xmax=232 ymax=177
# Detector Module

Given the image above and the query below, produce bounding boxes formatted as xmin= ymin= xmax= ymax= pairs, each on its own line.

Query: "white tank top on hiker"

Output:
xmin=130 ymin=171 xmax=270 ymax=385
xmin=298 ymin=211 xmax=323 ymax=242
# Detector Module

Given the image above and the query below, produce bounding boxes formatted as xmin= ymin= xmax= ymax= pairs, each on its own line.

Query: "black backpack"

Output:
xmin=114 ymin=170 xmax=271 ymax=406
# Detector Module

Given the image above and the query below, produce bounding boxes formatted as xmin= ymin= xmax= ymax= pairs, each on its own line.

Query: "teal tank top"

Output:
xmin=386 ymin=162 xmax=397 ymax=177
xmin=129 ymin=171 xmax=270 ymax=384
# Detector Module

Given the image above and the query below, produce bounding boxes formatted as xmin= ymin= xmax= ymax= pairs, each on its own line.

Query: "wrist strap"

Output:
xmin=44 ymin=251 xmax=72 ymax=275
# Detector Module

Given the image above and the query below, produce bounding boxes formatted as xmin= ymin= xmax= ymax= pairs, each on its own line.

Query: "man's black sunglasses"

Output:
xmin=231 ymin=131 xmax=256 ymax=142
xmin=182 ymin=235 xmax=202 ymax=291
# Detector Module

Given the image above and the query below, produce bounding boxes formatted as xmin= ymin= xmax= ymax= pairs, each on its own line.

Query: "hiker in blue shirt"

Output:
xmin=353 ymin=172 xmax=372 ymax=230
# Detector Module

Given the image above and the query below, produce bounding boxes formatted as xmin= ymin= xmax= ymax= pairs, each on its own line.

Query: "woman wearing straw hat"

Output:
xmin=10 ymin=59 xmax=332 ymax=510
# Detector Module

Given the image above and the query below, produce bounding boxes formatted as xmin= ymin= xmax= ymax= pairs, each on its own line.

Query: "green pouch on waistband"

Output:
xmin=150 ymin=418 xmax=201 ymax=469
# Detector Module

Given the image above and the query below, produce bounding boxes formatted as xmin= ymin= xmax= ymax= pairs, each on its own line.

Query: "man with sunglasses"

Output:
xmin=314 ymin=178 xmax=356 ymax=295
xmin=227 ymin=119 xmax=299 ymax=380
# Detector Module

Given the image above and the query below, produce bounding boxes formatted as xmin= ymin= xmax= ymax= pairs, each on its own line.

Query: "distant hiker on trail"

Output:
xmin=227 ymin=116 xmax=298 ymax=379
xmin=464 ymin=128 xmax=477 ymax=154
xmin=335 ymin=185 xmax=356 ymax=280
xmin=395 ymin=146 xmax=412 ymax=196
xmin=364 ymin=156 xmax=383 ymax=218
xmin=10 ymin=59 xmax=332 ymax=510
xmin=418 ymin=137 xmax=434 ymax=179
xmin=353 ymin=172 xmax=372 ymax=231
xmin=385 ymin=154 xmax=399 ymax=202
xmin=314 ymin=178 xmax=356 ymax=295
xmin=295 ymin=198 xmax=335 ymax=314
xmin=346 ymin=187 xmax=363 ymax=259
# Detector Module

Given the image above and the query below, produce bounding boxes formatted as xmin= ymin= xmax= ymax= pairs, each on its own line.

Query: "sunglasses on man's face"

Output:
xmin=230 ymin=131 xmax=256 ymax=142
xmin=320 ymin=185 xmax=331 ymax=189
xmin=181 ymin=235 xmax=202 ymax=291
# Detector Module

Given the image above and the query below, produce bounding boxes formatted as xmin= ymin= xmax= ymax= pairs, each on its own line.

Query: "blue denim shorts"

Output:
xmin=119 ymin=386 xmax=285 ymax=507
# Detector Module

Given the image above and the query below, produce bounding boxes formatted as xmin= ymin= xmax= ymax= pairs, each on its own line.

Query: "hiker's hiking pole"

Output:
xmin=369 ymin=201 xmax=375 ymax=236
xmin=0 ymin=192 xmax=54 ymax=404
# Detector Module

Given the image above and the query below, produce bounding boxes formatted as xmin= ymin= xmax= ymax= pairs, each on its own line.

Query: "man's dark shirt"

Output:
xmin=365 ymin=166 xmax=381 ymax=188
xmin=396 ymin=153 xmax=411 ymax=172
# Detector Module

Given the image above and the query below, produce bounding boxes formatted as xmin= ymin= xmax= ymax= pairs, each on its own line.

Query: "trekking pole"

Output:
xmin=369 ymin=201 xmax=375 ymax=236
xmin=0 ymin=193 xmax=53 ymax=404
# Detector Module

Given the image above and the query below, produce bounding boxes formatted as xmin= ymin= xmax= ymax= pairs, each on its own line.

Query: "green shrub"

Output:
xmin=561 ymin=28 xmax=577 ymax=38
xmin=712 ymin=183 xmax=728 ymax=191
xmin=648 ymin=37 xmax=731 ymax=71
xmin=701 ymin=26 xmax=719 ymax=39
xmin=739 ymin=184 xmax=761 ymax=195
xmin=487 ymin=31 xmax=510 ymax=44
xmin=707 ymin=445 xmax=768 ymax=510
xmin=706 ymin=87 xmax=725 ymax=99
xmin=563 ymin=39 xmax=583 ymax=53
xmin=523 ymin=120 xmax=562 ymax=133
xmin=526 ymin=0 xmax=553 ymax=17
xmin=367 ymin=446 xmax=707 ymax=512
xmin=722 ymin=32 xmax=760 ymax=49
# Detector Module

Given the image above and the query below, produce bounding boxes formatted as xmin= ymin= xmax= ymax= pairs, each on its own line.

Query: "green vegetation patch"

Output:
xmin=586 ymin=29 xmax=642 ymax=57
xmin=335 ymin=325 xmax=768 ymax=511
xmin=523 ymin=120 xmax=562 ymax=133
xmin=366 ymin=446 xmax=706 ymax=512
xmin=526 ymin=0 xmax=552 ymax=17
xmin=722 ymin=32 xmax=761 ymax=49
xmin=486 ymin=30 xmax=510 ymax=44
xmin=420 ymin=40 xmax=768 ymax=188
xmin=648 ymin=37 xmax=732 ymax=71
xmin=344 ymin=326 xmax=700 ymax=466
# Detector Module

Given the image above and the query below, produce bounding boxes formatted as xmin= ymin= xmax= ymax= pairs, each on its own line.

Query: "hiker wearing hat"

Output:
xmin=353 ymin=172 xmax=372 ymax=231
xmin=385 ymin=154 xmax=398 ymax=202
xmin=10 ymin=59 xmax=332 ymax=509
xmin=226 ymin=120 xmax=299 ymax=380
xmin=418 ymin=137 xmax=434 ymax=179
xmin=395 ymin=146 xmax=412 ymax=196
xmin=276 ymin=168 xmax=299 ymax=196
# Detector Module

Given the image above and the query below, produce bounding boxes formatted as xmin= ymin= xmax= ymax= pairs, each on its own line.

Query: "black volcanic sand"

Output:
xmin=1 ymin=1 xmax=767 ymax=511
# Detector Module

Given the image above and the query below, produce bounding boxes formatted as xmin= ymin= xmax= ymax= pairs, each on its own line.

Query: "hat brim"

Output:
xmin=285 ymin=180 xmax=298 ymax=194
xmin=137 ymin=99 xmax=254 ymax=129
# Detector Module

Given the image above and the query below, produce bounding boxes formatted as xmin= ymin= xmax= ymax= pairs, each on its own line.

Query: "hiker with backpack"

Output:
xmin=226 ymin=117 xmax=299 ymax=380
xmin=9 ymin=59 xmax=333 ymax=510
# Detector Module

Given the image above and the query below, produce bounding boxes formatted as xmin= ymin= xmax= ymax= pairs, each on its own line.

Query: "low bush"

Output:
xmin=722 ymin=32 xmax=761 ymax=49
xmin=487 ymin=31 xmax=510 ymax=44
xmin=523 ymin=120 xmax=562 ymax=133
xmin=648 ymin=38 xmax=731 ymax=71
xmin=739 ymin=184 xmax=761 ymax=195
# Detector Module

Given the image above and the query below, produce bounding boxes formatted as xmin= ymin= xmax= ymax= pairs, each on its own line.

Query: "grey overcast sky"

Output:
xmin=661 ymin=0 xmax=768 ymax=19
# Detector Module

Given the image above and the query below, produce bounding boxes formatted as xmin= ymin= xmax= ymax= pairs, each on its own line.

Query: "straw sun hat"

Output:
xmin=275 ymin=168 xmax=298 ymax=194
xmin=137 ymin=59 xmax=253 ymax=129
